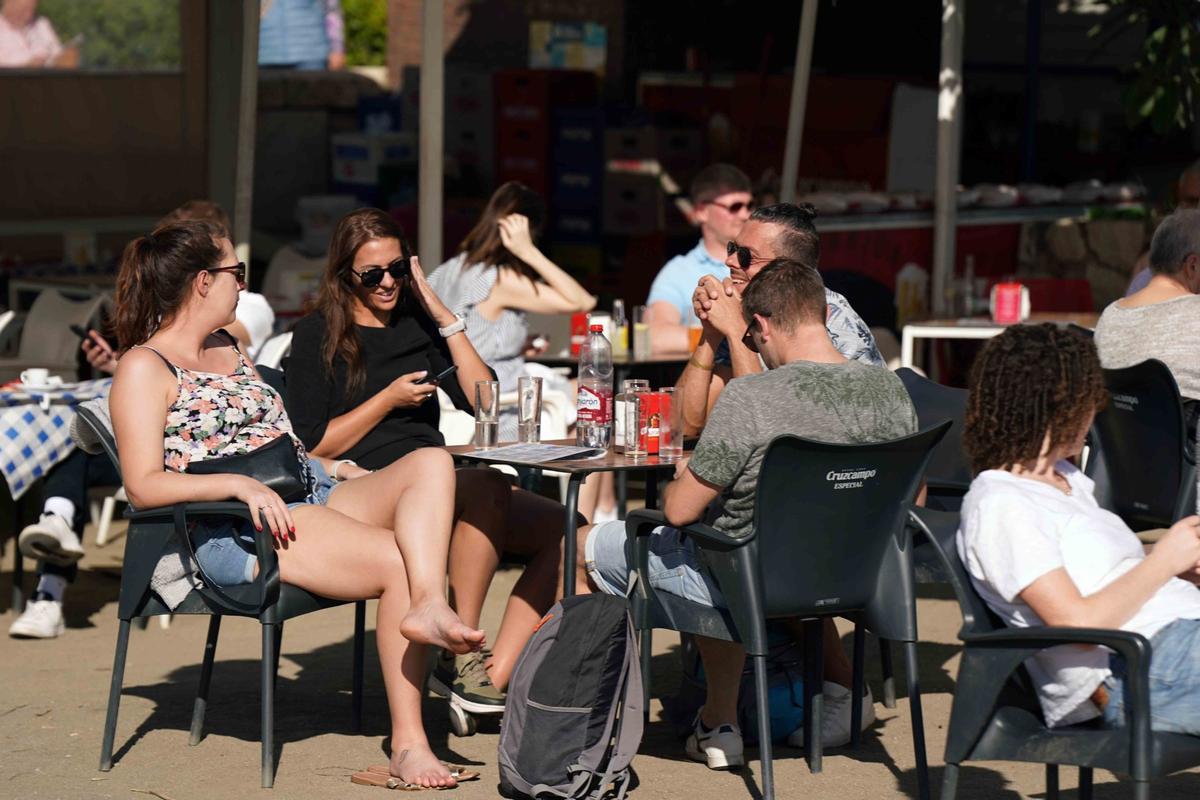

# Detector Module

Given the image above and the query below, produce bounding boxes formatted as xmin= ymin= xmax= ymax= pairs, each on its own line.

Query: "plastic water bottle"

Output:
xmin=577 ymin=324 xmax=613 ymax=449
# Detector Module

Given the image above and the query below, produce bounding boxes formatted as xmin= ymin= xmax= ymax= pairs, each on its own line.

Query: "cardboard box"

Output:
xmin=495 ymin=69 xmax=598 ymax=127
xmin=331 ymin=131 xmax=417 ymax=186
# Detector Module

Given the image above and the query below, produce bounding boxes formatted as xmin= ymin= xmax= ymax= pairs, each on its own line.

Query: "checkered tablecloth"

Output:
xmin=0 ymin=378 xmax=112 ymax=499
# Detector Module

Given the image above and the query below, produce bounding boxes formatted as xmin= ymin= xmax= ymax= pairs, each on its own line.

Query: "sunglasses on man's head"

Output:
xmin=708 ymin=199 xmax=754 ymax=215
xmin=353 ymin=257 xmax=411 ymax=288
xmin=207 ymin=263 xmax=247 ymax=285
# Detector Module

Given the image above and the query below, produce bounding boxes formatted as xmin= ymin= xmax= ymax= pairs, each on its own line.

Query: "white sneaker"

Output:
xmin=591 ymin=504 xmax=618 ymax=524
xmin=787 ymin=681 xmax=876 ymax=749
xmin=18 ymin=513 xmax=84 ymax=566
xmin=8 ymin=599 xmax=65 ymax=639
xmin=685 ymin=712 xmax=744 ymax=770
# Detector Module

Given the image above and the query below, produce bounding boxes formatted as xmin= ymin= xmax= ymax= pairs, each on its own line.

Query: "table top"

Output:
xmin=529 ymin=352 xmax=692 ymax=369
xmin=446 ymin=438 xmax=683 ymax=474
xmin=904 ymin=312 xmax=1100 ymax=331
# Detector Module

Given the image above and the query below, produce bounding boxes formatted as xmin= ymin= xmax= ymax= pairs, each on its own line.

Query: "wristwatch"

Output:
xmin=438 ymin=313 xmax=466 ymax=338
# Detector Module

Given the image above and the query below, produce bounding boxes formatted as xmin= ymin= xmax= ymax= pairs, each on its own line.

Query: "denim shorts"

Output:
xmin=193 ymin=459 xmax=338 ymax=587
xmin=584 ymin=520 xmax=726 ymax=608
xmin=1103 ymin=617 xmax=1200 ymax=735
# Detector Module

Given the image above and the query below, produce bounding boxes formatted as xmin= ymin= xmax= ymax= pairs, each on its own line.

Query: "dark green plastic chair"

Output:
xmin=80 ymin=372 xmax=366 ymax=789
xmin=909 ymin=506 xmax=1200 ymax=800
xmin=625 ymin=423 xmax=949 ymax=800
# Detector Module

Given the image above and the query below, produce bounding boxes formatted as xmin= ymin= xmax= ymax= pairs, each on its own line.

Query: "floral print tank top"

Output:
xmin=142 ymin=341 xmax=308 ymax=473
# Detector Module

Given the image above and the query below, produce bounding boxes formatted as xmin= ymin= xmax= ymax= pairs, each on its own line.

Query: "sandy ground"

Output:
xmin=3 ymin=521 xmax=1200 ymax=800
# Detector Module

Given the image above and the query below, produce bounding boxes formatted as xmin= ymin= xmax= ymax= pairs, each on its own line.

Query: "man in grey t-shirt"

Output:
xmin=575 ymin=259 xmax=917 ymax=771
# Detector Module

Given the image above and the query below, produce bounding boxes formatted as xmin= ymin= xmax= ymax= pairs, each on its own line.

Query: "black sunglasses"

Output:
xmin=726 ymin=241 xmax=754 ymax=271
xmin=353 ymin=257 xmax=411 ymax=288
xmin=741 ymin=318 xmax=760 ymax=353
xmin=709 ymin=199 xmax=754 ymax=215
xmin=207 ymin=262 xmax=247 ymax=285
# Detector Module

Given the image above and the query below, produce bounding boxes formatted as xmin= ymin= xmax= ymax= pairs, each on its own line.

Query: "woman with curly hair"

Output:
xmin=958 ymin=323 xmax=1200 ymax=732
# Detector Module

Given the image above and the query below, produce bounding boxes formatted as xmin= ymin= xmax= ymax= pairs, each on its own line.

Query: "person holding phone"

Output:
xmin=286 ymin=208 xmax=571 ymax=711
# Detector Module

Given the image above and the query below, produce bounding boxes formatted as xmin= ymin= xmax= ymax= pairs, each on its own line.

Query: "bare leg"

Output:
xmin=278 ymin=504 xmax=455 ymax=788
xmin=327 ymin=448 xmax=483 ymax=654
xmin=574 ymin=522 xmax=596 ymax=596
xmin=696 ymin=637 xmax=746 ymax=727
xmin=577 ymin=472 xmax=615 ymax=522
xmin=446 ymin=468 xmax=512 ymax=630
xmin=485 ymin=489 xmax=566 ymax=688
xmin=784 ymin=617 xmax=853 ymax=688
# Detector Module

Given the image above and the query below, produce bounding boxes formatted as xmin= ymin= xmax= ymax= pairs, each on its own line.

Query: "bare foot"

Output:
xmin=400 ymin=600 xmax=485 ymax=654
xmin=390 ymin=744 xmax=456 ymax=789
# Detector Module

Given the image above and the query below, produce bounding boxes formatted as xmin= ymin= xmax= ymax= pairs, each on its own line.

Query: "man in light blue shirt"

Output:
xmin=646 ymin=164 xmax=753 ymax=353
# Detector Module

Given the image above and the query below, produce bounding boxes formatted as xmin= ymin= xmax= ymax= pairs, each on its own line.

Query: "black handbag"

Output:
xmin=185 ymin=434 xmax=309 ymax=503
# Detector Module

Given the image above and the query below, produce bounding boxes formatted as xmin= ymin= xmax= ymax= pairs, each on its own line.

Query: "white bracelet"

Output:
xmin=332 ymin=459 xmax=356 ymax=481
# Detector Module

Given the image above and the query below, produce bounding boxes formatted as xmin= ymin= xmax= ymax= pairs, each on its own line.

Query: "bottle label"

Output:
xmin=577 ymin=385 xmax=611 ymax=424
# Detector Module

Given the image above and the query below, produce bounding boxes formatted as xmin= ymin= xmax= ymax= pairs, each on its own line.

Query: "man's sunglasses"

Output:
xmin=727 ymin=241 xmax=755 ymax=271
xmin=353 ymin=257 xmax=411 ymax=288
xmin=741 ymin=318 xmax=760 ymax=354
xmin=207 ymin=263 xmax=247 ymax=285
xmin=709 ymin=199 xmax=754 ymax=215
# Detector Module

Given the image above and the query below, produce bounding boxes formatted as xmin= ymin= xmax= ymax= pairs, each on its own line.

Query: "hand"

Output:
xmin=1150 ymin=515 xmax=1200 ymax=576
xmin=82 ymin=330 xmax=118 ymax=374
xmin=386 ymin=370 xmax=438 ymax=408
xmin=228 ymin=475 xmax=295 ymax=544
xmin=522 ymin=333 xmax=549 ymax=357
xmin=497 ymin=214 xmax=538 ymax=262
xmin=336 ymin=463 xmax=372 ymax=481
xmin=327 ymin=51 xmax=346 ymax=70
xmin=52 ymin=46 xmax=81 ymax=69
xmin=406 ymin=256 xmax=455 ymax=326
xmin=692 ymin=276 xmax=724 ymax=322
xmin=704 ymin=287 xmax=746 ymax=338
xmin=673 ymin=456 xmax=692 ymax=481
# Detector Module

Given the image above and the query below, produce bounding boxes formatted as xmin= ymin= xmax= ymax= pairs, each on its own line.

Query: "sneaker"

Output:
xmin=18 ymin=513 xmax=84 ymax=566
xmin=787 ymin=681 xmax=876 ymax=749
xmin=685 ymin=711 xmax=744 ymax=770
xmin=592 ymin=504 xmax=618 ymax=524
xmin=428 ymin=650 xmax=506 ymax=714
xmin=9 ymin=599 xmax=65 ymax=639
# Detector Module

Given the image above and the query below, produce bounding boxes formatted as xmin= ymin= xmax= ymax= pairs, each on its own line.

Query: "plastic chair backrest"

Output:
xmin=18 ymin=290 xmax=109 ymax=365
xmin=76 ymin=405 xmax=122 ymax=480
xmin=908 ymin=510 xmax=1003 ymax=639
xmin=895 ymin=368 xmax=971 ymax=492
xmin=1088 ymin=360 xmax=1189 ymax=531
xmin=255 ymin=332 xmax=293 ymax=370
xmin=752 ymin=423 xmax=949 ymax=634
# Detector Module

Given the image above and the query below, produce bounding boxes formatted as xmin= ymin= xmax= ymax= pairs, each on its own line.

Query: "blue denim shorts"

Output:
xmin=1103 ymin=617 xmax=1200 ymax=735
xmin=193 ymin=459 xmax=338 ymax=587
xmin=584 ymin=520 xmax=726 ymax=608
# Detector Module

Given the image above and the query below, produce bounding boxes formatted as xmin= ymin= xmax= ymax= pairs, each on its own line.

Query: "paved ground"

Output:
xmin=3 ymin=521 xmax=1200 ymax=800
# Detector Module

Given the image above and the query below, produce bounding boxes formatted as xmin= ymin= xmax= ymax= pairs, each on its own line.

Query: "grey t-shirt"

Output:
xmin=1094 ymin=294 xmax=1200 ymax=400
xmin=688 ymin=360 xmax=918 ymax=540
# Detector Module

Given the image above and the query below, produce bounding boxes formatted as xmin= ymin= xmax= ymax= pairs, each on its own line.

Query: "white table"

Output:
xmin=900 ymin=313 xmax=1100 ymax=371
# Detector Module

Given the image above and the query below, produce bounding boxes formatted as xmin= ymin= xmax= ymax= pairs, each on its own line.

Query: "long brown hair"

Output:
xmin=113 ymin=220 xmax=224 ymax=349
xmin=458 ymin=181 xmax=545 ymax=283
xmin=314 ymin=207 xmax=411 ymax=398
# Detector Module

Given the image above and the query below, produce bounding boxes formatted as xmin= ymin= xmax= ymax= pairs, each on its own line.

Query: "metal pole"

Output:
xmin=932 ymin=0 xmax=965 ymax=317
xmin=234 ymin=2 xmax=260 ymax=264
xmin=418 ymin=0 xmax=444 ymax=269
xmin=780 ymin=0 xmax=819 ymax=204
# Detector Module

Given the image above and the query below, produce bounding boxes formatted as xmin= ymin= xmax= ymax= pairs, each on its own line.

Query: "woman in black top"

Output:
xmin=287 ymin=208 xmax=568 ymax=700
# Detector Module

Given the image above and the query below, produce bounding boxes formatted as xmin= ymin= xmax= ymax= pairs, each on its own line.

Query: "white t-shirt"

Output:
xmin=235 ymin=291 xmax=275 ymax=360
xmin=957 ymin=462 xmax=1200 ymax=727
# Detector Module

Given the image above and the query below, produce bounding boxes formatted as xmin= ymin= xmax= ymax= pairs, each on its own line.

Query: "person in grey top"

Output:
xmin=1096 ymin=209 xmax=1200 ymax=414
xmin=575 ymin=259 xmax=917 ymax=770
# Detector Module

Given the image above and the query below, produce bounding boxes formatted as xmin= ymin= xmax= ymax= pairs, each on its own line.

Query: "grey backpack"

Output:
xmin=498 ymin=593 xmax=643 ymax=799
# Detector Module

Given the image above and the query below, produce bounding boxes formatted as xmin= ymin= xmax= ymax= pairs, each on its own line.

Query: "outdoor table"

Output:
xmin=445 ymin=439 xmax=681 ymax=596
xmin=900 ymin=312 xmax=1100 ymax=371
xmin=0 ymin=378 xmax=112 ymax=610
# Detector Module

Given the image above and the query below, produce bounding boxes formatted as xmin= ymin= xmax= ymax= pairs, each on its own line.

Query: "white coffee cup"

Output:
xmin=20 ymin=368 xmax=50 ymax=387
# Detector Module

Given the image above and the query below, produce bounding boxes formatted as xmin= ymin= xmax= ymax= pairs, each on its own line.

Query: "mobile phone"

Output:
xmin=71 ymin=324 xmax=116 ymax=349
xmin=416 ymin=364 xmax=457 ymax=385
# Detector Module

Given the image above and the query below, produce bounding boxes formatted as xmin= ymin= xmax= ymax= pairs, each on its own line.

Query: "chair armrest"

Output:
xmin=126 ymin=502 xmax=257 ymax=523
xmin=624 ymin=507 xmax=750 ymax=550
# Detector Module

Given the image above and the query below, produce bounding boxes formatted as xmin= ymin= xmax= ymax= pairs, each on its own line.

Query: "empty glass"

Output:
xmin=632 ymin=304 xmax=652 ymax=358
xmin=623 ymin=384 xmax=649 ymax=459
xmin=474 ymin=380 xmax=499 ymax=448
xmin=659 ymin=387 xmax=683 ymax=460
xmin=517 ymin=376 xmax=543 ymax=443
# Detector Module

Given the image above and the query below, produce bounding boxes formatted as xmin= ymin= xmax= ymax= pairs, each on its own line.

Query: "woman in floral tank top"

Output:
xmin=109 ymin=220 xmax=481 ymax=789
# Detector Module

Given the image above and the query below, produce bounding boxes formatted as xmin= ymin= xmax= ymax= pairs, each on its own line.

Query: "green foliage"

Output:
xmin=37 ymin=0 xmax=181 ymax=71
xmin=1080 ymin=0 xmax=1200 ymax=133
xmin=343 ymin=0 xmax=387 ymax=66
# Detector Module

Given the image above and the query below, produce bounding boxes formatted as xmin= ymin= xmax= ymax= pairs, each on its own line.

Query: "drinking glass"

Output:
xmin=632 ymin=304 xmax=652 ymax=358
xmin=658 ymin=387 xmax=683 ymax=460
xmin=474 ymin=380 xmax=499 ymax=448
xmin=517 ymin=376 xmax=543 ymax=443
xmin=623 ymin=385 xmax=649 ymax=459
xmin=686 ymin=307 xmax=703 ymax=352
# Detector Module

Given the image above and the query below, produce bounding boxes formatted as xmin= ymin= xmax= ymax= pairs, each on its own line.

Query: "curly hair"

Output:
xmin=964 ymin=323 xmax=1108 ymax=474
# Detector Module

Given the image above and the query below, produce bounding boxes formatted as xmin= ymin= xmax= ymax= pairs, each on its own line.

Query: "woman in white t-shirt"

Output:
xmin=958 ymin=323 xmax=1200 ymax=732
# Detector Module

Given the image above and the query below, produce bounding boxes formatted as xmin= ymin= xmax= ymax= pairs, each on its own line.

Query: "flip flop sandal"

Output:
xmin=350 ymin=771 xmax=449 ymax=791
xmin=366 ymin=763 xmax=481 ymax=782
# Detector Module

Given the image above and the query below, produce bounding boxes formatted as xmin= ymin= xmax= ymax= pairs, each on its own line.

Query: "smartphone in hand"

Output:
xmin=416 ymin=364 xmax=457 ymax=385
